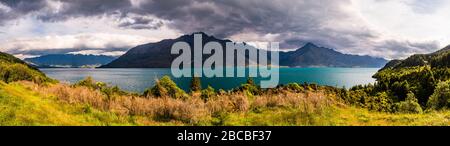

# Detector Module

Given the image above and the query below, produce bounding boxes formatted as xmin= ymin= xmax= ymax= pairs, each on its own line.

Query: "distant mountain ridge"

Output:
xmin=25 ymin=54 xmax=116 ymax=68
xmin=101 ymin=32 xmax=388 ymax=68
xmin=280 ymin=43 xmax=387 ymax=67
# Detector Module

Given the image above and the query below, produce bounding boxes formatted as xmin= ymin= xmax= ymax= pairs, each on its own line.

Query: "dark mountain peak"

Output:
xmin=297 ymin=42 xmax=335 ymax=54
xmin=175 ymin=32 xmax=229 ymax=44
xmin=303 ymin=42 xmax=318 ymax=48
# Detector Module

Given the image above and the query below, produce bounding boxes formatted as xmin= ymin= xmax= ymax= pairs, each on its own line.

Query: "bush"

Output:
xmin=391 ymin=81 xmax=410 ymax=101
xmin=247 ymin=77 xmax=255 ymax=85
xmin=190 ymin=77 xmax=202 ymax=92
xmin=238 ymin=78 xmax=261 ymax=96
xmin=427 ymin=81 xmax=450 ymax=110
xmin=74 ymin=76 xmax=97 ymax=89
xmin=395 ymin=92 xmax=423 ymax=113
xmin=0 ymin=62 xmax=50 ymax=84
xmin=144 ymin=76 xmax=186 ymax=99
xmin=286 ymin=83 xmax=304 ymax=92
xmin=365 ymin=92 xmax=393 ymax=112
xmin=74 ymin=77 xmax=128 ymax=99
xmin=201 ymin=86 xmax=215 ymax=101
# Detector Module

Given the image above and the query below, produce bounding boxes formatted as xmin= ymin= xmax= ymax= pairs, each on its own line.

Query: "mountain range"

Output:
xmin=101 ymin=32 xmax=387 ymax=68
xmin=25 ymin=54 xmax=116 ymax=68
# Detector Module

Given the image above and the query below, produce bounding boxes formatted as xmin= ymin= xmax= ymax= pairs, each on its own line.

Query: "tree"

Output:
xmin=190 ymin=77 xmax=202 ymax=92
xmin=427 ymin=80 xmax=450 ymax=110
xmin=391 ymin=81 xmax=410 ymax=101
xmin=396 ymin=92 xmax=423 ymax=113
xmin=246 ymin=77 xmax=255 ymax=85
xmin=144 ymin=76 xmax=186 ymax=99
xmin=201 ymin=85 xmax=215 ymax=101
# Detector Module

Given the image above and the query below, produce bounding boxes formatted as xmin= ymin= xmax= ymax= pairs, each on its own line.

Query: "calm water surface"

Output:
xmin=41 ymin=68 xmax=379 ymax=93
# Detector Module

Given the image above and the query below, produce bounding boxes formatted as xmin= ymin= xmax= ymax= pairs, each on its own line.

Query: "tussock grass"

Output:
xmin=1 ymin=79 xmax=449 ymax=126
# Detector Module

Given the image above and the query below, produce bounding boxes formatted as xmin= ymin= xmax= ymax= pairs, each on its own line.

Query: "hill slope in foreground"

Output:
xmin=1 ymin=81 xmax=449 ymax=126
xmin=0 ymin=51 xmax=449 ymax=126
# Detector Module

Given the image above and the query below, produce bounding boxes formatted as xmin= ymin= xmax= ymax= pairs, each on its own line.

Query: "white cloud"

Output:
xmin=353 ymin=0 xmax=450 ymax=47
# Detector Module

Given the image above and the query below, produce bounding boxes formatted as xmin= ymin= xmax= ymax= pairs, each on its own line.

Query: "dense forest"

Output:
xmin=341 ymin=45 xmax=450 ymax=113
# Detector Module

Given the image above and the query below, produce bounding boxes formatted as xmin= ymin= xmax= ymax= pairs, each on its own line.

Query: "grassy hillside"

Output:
xmin=1 ymin=78 xmax=449 ymax=126
xmin=0 ymin=51 xmax=449 ymax=126
xmin=0 ymin=81 xmax=134 ymax=126
xmin=0 ymin=52 xmax=53 ymax=84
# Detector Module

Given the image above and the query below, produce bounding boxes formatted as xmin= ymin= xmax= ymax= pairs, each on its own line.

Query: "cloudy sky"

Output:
xmin=0 ymin=0 xmax=449 ymax=59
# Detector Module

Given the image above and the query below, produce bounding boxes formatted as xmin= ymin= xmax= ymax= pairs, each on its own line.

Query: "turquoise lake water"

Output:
xmin=41 ymin=68 xmax=379 ymax=93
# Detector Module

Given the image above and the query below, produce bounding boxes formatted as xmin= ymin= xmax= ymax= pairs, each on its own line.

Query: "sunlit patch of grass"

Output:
xmin=0 ymin=81 xmax=134 ymax=126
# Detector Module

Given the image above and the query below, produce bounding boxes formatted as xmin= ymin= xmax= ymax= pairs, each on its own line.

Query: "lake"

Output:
xmin=41 ymin=68 xmax=379 ymax=93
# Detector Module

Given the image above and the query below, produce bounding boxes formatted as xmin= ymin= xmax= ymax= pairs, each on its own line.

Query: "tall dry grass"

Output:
xmin=18 ymin=81 xmax=338 ymax=124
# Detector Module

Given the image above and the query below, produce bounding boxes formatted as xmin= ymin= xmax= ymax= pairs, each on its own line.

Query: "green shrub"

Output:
xmin=286 ymin=83 xmax=304 ymax=92
xmin=427 ymin=80 xmax=450 ymax=110
xmin=201 ymin=86 xmax=215 ymax=101
xmin=345 ymin=89 xmax=369 ymax=107
xmin=0 ymin=62 xmax=51 ymax=84
xmin=74 ymin=77 xmax=128 ymax=99
xmin=391 ymin=81 xmax=410 ymax=101
xmin=144 ymin=76 xmax=186 ymax=99
xmin=365 ymin=92 xmax=393 ymax=112
xmin=247 ymin=77 xmax=255 ymax=85
xmin=240 ymin=83 xmax=261 ymax=96
xmin=74 ymin=76 xmax=97 ymax=89
xmin=190 ymin=77 xmax=202 ymax=92
xmin=395 ymin=92 xmax=423 ymax=113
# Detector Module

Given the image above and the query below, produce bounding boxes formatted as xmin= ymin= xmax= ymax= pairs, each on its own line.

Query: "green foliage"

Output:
xmin=345 ymin=89 xmax=369 ymax=107
xmin=74 ymin=76 xmax=97 ymax=89
xmin=74 ymin=77 xmax=128 ymax=99
xmin=373 ymin=66 xmax=437 ymax=105
xmin=395 ymin=92 xmax=423 ymax=114
xmin=240 ymin=83 xmax=261 ymax=96
xmin=0 ymin=62 xmax=51 ymax=84
xmin=427 ymin=81 xmax=450 ymax=110
xmin=286 ymin=83 xmax=304 ymax=92
xmin=0 ymin=82 xmax=131 ymax=126
xmin=247 ymin=77 xmax=255 ymax=85
xmin=364 ymin=92 xmax=393 ymax=112
xmin=0 ymin=52 xmax=53 ymax=84
xmin=234 ymin=77 xmax=262 ymax=96
xmin=201 ymin=86 xmax=215 ymax=101
xmin=190 ymin=77 xmax=202 ymax=92
xmin=0 ymin=52 xmax=32 ymax=65
xmin=391 ymin=81 xmax=410 ymax=101
xmin=144 ymin=76 xmax=186 ymax=99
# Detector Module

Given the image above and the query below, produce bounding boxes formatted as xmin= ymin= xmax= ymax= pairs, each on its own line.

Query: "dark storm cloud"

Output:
xmin=0 ymin=0 xmax=48 ymax=24
xmin=130 ymin=0 xmax=384 ymax=53
xmin=0 ymin=0 xmax=442 ymax=59
xmin=37 ymin=0 xmax=132 ymax=21
xmin=374 ymin=40 xmax=440 ymax=58
xmin=0 ymin=0 xmax=47 ymax=13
